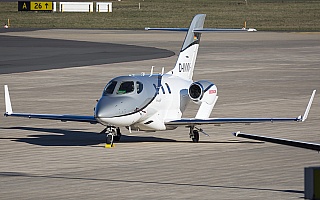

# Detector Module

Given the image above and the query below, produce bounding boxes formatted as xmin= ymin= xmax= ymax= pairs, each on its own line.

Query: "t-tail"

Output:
xmin=167 ymin=14 xmax=206 ymax=80
xmin=145 ymin=14 xmax=254 ymax=80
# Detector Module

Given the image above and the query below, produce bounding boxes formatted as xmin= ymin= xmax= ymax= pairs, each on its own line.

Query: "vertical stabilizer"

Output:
xmin=167 ymin=14 xmax=206 ymax=80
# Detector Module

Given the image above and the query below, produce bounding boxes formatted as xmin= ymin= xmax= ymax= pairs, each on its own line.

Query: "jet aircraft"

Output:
xmin=3 ymin=14 xmax=316 ymax=148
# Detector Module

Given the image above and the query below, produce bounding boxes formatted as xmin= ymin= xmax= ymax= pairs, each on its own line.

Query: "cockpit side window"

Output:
xmin=117 ymin=81 xmax=134 ymax=94
xmin=137 ymin=81 xmax=143 ymax=94
xmin=103 ymin=81 xmax=117 ymax=95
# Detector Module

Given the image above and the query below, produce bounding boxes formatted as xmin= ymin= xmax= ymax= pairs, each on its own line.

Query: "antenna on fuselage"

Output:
xmin=150 ymin=66 xmax=154 ymax=76
xmin=161 ymin=67 xmax=164 ymax=75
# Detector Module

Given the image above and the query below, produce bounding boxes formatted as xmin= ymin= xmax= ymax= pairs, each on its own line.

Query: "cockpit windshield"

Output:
xmin=103 ymin=80 xmax=144 ymax=96
xmin=103 ymin=81 xmax=117 ymax=96
xmin=117 ymin=81 xmax=134 ymax=94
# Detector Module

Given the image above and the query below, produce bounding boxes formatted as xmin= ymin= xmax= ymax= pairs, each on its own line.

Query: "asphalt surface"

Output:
xmin=0 ymin=33 xmax=174 ymax=74
xmin=0 ymin=29 xmax=319 ymax=199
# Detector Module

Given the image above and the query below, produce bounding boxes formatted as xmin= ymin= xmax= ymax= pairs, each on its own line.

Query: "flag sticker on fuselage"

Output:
xmin=209 ymin=90 xmax=216 ymax=94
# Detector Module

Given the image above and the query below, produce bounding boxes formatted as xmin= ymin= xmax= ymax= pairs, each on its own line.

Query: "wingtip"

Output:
xmin=233 ymin=131 xmax=241 ymax=137
xmin=247 ymin=28 xmax=257 ymax=32
xmin=301 ymin=90 xmax=316 ymax=122
xmin=4 ymin=85 xmax=13 ymax=115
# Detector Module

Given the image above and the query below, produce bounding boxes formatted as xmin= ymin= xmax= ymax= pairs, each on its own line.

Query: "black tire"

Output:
xmin=106 ymin=134 xmax=113 ymax=145
xmin=192 ymin=130 xmax=199 ymax=143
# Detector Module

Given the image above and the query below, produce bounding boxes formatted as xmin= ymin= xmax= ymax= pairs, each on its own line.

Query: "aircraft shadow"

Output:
xmin=1 ymin=126 xmax=262 ymax=147
xmin=0 ymin=172 xmax=303 ymax=195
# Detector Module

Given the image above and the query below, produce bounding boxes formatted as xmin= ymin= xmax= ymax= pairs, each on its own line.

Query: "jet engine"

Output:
xmin=188 ymin=80 xmax=218 ymax=119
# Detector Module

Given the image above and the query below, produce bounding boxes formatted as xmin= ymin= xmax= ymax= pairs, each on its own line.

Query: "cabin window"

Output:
xmin=103 ymin=81 xmax=117 ymax=95
xmin=137 ymin=81 xmax=143 ymax=94
xmin=117 ymin=81 xmax=134 ymax=94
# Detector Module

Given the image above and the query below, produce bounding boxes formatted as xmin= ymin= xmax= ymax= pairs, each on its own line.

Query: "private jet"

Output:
xmin=4 ymin=14 xmax=316 ymax=148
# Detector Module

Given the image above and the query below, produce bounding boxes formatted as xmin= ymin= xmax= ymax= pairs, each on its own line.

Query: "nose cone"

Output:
xmin=95 ymin=98 xmax=106 ymax=118
xmin=95 ymin=97 xmax=118 ymax=118
xmin=95 ymin=96 xmax=140 ymax=119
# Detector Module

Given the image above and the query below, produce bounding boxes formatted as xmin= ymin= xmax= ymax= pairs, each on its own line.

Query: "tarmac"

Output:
xmin=0 ymin=29 xmax=319 ymax=199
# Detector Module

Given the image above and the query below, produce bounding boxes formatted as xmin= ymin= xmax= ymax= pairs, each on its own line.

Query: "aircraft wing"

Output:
xmin=166 ymin=90 xmax=316 ymax=126
xmin=4 ymin=85 xmax=98 ymax=124
xmin=4 ymin=113 xmax=98 ymax=124
xmin=166 ymin=117 xmax=301 ymax=126
xmin=233 ymin=132 xmax=320 ymax=152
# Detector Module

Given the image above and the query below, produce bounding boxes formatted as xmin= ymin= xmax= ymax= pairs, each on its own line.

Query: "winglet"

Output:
xmin=4 ymin=85 xmax=13 ymax=115
xmin=233 ymin=131 xmax=241 ymax=137
xmin=300 ymin=90 xmax=316 ymax=122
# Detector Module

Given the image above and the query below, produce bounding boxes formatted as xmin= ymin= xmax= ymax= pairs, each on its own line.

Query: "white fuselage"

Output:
xmin=96 ymin=74 xmax=192 ymax=131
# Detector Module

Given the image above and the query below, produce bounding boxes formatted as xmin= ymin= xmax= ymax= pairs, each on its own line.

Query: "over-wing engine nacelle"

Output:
xmin=188 ymin=80 xmax=218 ymax=119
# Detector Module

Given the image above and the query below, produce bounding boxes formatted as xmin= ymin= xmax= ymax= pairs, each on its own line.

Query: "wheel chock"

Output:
xmin=105 ymin=144 xmax=115 ymax=148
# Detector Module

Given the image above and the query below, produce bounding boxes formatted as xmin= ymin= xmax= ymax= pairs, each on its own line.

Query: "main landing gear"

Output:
xmin=100 ymin=126 xmax=122 ymax=148
xmin=189 ymin=126 xmax=199 ymax=143
xmin=189 ymin=126 xmax=209 ymax=143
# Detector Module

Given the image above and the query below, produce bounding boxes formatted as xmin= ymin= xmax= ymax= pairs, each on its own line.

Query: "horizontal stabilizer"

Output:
xmin=145 ymin=28 xmax=188 ymax=31
xmin=194 ymin=28 xmax=257 ymax=32
xmin=145 ymin=27 xmax=257 ymax=32
xmin=233 ymin=132 xmax=320 ymax=152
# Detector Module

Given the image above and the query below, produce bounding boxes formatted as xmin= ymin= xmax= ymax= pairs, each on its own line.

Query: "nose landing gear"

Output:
xmin=100 ymin=126 xmax=122 ymax=148
xmin=105 ymin=133 xmax=114 ymax=148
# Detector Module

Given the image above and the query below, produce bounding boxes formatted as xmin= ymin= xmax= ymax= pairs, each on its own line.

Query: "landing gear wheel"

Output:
xmin=105 ymin=133 xmax=114 ymax=148
xmin=192 ymin=130 xmax=199 ymax=143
